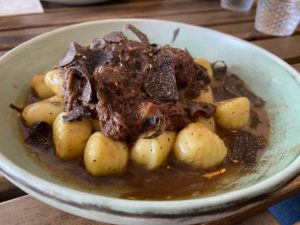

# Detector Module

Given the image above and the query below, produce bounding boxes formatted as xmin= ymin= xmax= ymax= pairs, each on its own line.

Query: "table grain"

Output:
xmin=1 ymin=0 xmax=300 ymax=224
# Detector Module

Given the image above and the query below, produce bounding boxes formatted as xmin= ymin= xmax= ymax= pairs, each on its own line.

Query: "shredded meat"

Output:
xmin=58 ymin=25 xmax=214 ymax=141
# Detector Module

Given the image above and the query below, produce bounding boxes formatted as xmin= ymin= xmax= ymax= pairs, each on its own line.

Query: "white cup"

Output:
xmin=221 ymin=0 xmax=255 ymax=12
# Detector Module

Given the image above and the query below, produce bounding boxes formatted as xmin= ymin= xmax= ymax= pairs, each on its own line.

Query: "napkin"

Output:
xmin=0 ymin=0 xmax=44 ymax=17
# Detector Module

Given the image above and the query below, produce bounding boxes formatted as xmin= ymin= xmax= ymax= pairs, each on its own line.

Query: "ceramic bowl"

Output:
xmin=0 ymin=19 xmax=300 ymax=225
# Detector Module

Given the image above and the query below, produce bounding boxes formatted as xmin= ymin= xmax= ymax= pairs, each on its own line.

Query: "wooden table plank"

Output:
xmin=2 ymin=20 xmax=300 ymax=53
xmin=0 ymin=12 xmax=257 ymax=51
xmin=212 ymin=21 xmax=300 ymax=40
xmin=0 ymin=195 xmax=106 ymax=225
xmin=0 ymin=194 xmax=280 ymax=225
xmin=0 ymin=26 xmax=61 ymax=51
xmin=0 ymin=15 xmax=259 ymax=51
xmin=157 ymin=9 xmax=255 ymax=27
xmin=293 ymin=63 xmax=300 ymax=72
xmin=252 ymin=35 xmax=300 ymax=64
xmin=0 ymin=0 xmax=222 ymax=31
xmin=42 ymin=0 xmax=214 ymax=13
xmin=0 ymin=176 xmax=25 ymax=202
xmin=0 ymin=51 xmax=6 ymax=57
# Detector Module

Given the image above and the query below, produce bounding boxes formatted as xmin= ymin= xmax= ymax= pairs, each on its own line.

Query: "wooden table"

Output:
xmin=0 ymin=0 xmax=300 ymax=224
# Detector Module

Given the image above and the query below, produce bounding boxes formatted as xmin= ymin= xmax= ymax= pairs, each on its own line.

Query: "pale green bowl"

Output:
xmin=0 ymin=19 xmax=300 ymax=225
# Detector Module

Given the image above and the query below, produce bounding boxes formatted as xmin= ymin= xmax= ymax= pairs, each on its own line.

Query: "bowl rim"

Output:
xmin=1 ymin=18 xmax=300 ymax=216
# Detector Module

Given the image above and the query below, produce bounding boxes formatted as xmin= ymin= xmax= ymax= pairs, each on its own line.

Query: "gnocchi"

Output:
xmin=31 ymin=73 xmax=54 ymax=99
xmin=194 ymin=58 xmax=213 ymax=79
xmin=214 ymin=97 xmax=250 ymax=130
xmin=53 ymin=112 xmax=92 ymax=159
xmin=44 ymin=69 xmax=63 ymax=96
xmin=196 ymin=116 xmax=216 ymax=132
xmin=131 ymin=131 xmax=176 ymax=170
xmin=84 ymin=132 xmax=128 ymax=176
xmin=174 ymin=123 xmax=227 ymax=169
xmin=89 ymin=119 xmax=100 ymax=131
xmin=22 ymin=95 xmax=64 ymax=126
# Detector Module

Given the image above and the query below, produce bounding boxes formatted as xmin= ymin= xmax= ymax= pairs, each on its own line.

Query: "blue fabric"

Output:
xmin=269 ymin=193 xmax=300 ymax=225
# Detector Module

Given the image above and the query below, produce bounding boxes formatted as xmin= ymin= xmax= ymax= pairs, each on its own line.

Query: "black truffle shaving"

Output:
xmin=58 ymin=42 xmax=84 ymax=67
xmin=9 ymin=103 xmax=23 ymax=113
xmin=212 ymin=61 xmax=265 ymax=107
xmin=103 ymin=32 xmax=126 ymax=43
xmin=231 ymin=130 xmax=266 ymax=166
xmin=141 ymin=116 xmax=166 ymax=139
xmin=171 ymin=28 xmax=180 ymax=44
xmin=69 ymin=66 xmax=93 ymax=105
xmin=145 ymin=57 xmax=179 ymax=101
xmin=125 ymin=24 xmax=149 ymax=44
xmin=212 ymin=61 xmax=227 ymax=80
xmin=25 ymin=122 xmax=54 ymax=151
xmin=224 ymin=74 xmax=265 ymax=107
xmin=90 ymin=37 xmax=105 ymax=49
xmin=63 ymin=105 xmax=92 ymax=122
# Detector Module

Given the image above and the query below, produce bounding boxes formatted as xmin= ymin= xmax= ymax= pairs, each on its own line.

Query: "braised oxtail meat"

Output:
xmin=58 ymin=25 xmax=213 ymax=141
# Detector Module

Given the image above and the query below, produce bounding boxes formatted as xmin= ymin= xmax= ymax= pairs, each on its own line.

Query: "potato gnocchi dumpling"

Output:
xmin=196 ymin=116 xmax=216 ymax=132
xmin=53 ymin=112 xmax=92 ymax=160
xmin=194 ymin=58 xmax=213 ymax=79
xmin=22 ymin=95 xmax=64 ymax=126
xmin=131 ymin=131 xmax=176 ymax=170
xmin=44 ymin=69 xmax=63 ymax=96
xmin=31 ymin=73 xmax=54 ymax=99
xmin=84 ymin=132 xmax=128 ymax=176
xmin=89 ymin=119 xmax=100 ymax=131
xmin=194 ymin=86 xmax=214 ymax=104
xmin=214 ymin=97 xmax=250 ymax=130
xmin=174 ymin=123 xmax=227 ymax=169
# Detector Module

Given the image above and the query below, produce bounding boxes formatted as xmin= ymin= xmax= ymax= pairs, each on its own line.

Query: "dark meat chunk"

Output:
xmin=94 ymin=66 xmax=139 ymax=141
xmin=25 ymin=122 xmax=54 ymax=151
xmin=231 ymin=130 xmax=266 ymax=166
xmin=58 ymin=24 xmax=214 ymax=141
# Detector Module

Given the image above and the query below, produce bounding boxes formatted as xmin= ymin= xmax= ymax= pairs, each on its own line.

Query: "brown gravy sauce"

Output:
xmin=21 ymin=79 xmax=270 ymax=200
